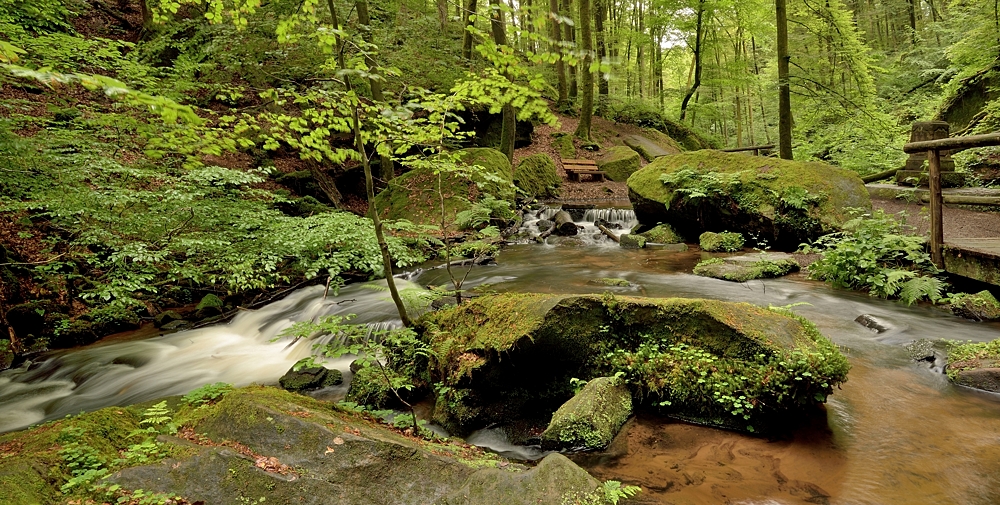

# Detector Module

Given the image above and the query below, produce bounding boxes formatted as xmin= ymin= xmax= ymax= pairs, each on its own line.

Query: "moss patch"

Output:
xmin=627 ymin=150 xmax=871 ymax=249
xmin=587 ymin=278 xmax=633 ymax=287
xmin=553 ymin=134 xmax=576 ymax=159
xmin=700 ymin=231 xmax=745 ymax=252
xmin=949 ymin=290 xmax=1000 ymax=321
xmin=514 ymin=153 xmax=561 ymax=199
xmin=596 ymin=146 xmax=641 ymax=181
xmin=693 ymin=254 xmax=800 ymax=282
xmin=374 ymin=148 xmax=514 ymax=225
xmin=637 ymin=223 xmax=682 ymax=244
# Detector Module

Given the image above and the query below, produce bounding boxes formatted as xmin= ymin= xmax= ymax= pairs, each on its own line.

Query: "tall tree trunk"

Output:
xmin=595 ymin=0 xmax=608 ymax=107
xmin=462 ymin=0 xmax=478 ymax=60
xmin=906 ymin=0 xmax=917 ymax=44
xmin=562 ymin=0 xmax=578 ymax=100
xmin=437 ymin=0 xmax=447 ymax=29
xmin=551 ymin=0 xmax=568 ymax=108
xmin=489 ymin=0 xmax=515 ymax=162
xmin=356 ymin=0 xmax=394 ymax=182
xmin=574 ymin=0 xmax=594 ymax=139
xmin=679 ymin=0 xmax=705 ymax=121
xmin=776 ymin=0 xmax=793 ymax=159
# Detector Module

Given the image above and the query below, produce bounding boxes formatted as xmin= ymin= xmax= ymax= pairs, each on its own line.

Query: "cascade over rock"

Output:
xmin=627 ymin=150 xmax=870 ymax=249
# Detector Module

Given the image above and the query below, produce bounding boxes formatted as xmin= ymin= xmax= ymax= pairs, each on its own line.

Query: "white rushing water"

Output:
xmin=0 ymin=280 xmax=415 ymax=433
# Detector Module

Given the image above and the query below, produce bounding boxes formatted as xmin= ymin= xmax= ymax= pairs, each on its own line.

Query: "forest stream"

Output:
xmin=2 ymin=207 xmax=1000 ymax=505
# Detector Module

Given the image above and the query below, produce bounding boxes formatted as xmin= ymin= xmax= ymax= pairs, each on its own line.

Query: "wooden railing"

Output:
xmin=902 ymin=132 xmax=1000 ymax=268
xmin=721 ymin=144 xmax=774 ymax=156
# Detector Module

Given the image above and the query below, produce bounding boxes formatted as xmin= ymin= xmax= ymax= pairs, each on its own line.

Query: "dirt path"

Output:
xmin=871 ymin=197 xmax=1000 ymax=240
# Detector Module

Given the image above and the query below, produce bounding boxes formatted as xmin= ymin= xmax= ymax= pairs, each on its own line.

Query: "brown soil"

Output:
xmin=871 ymin=197 xmax=1000 ymax=240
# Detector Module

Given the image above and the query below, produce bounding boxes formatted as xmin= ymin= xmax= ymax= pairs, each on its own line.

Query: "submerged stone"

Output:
xmin=419 ymin=293 xmax=850 ymax=435
xmin=693 ymin=253 xmax=800 ymax=282
xmin=627 ymin=150 xmax=871 ymax=249
xmin=587 ymin=278 xmax=633 ymax=287
xmin=540 ymin=376 xmax=632 ymax=450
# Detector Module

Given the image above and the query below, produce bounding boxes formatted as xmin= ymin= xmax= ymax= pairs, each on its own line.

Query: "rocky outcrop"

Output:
xmin=278 ymin=365 xmax=343 ymax=392
xmin=418 ymin=293 xmax=850 ymax=435
xmin=540 ymin=376 xmax=632 ymax=450
xmin=0 ymin=387 xmax=602 ymax=505
xmin=627 ymin=150 xmax=871 ymax=249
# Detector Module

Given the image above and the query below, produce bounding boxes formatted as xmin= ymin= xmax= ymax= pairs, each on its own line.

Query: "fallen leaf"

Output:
xmin=325 ymin=446 xmax=335 ymax=454
xmin=333 ymin=437 xmax=344 ymax=445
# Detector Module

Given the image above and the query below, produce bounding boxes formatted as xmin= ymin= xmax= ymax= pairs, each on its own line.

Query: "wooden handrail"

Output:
xmin=903 ymin=130 xmax=1000 ymax=269
xmin=903 ymin=132 xmax=1000 ymax=153
xmin=721 ymin=144 xmax=775 ymax=153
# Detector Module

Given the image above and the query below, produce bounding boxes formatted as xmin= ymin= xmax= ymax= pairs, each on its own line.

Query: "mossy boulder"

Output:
xmin=419 ymin=293 xmax=849 ymax=435
xmin=345 ymin=365 xmax=425 ymax=409
xmin=947 ymin=339 xmax=1000 ymax=392
xmin=194 ymin=293 xmax=224 ymax=320
xmin=1 ymin=386 xmax=601 ymax=505
xmin=699 ymin=231 xmax=745 ymax=252
xmin=587 ymin=278 xmax=633 ymax=287
xmin=637 ymin=223 xmax=682 ymax=244
xmin=374 ymin=148 xmax=514 ymax=225
xmin=627 ymin=150 xmax=871 ymax=249
xmin=596 ymin=146 xmax=641 ymax=181
xmin=693 ymin=253 xmax=801 ymax=282
xmin=619 ymin=234 xmax=646 ymax=249
xmin=153 ymin=310 xmax=183 ymax=328
xmin=513 ymin=154 xmax=560 ymax=199
xmin=278 ymin=365 xmax=343 ymax=392
xmin=553 ymin=134 xmax=576 ymax=159
xmin=949 ymin=291 xmax=1000 ymax=321
xmin=540 ymin=376 xmax=632 ymax=450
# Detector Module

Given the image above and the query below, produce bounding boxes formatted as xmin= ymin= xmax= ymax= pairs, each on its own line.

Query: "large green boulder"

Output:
xmin=513 ymin=153 xmax=560 ymax=199
xmin=627 ymin=150 xmax=871 ymax=249
xmin=540 ymin=376 xmax=632 ymax=450
xmin=0 ymin=386 xmax=602 ymax=505
xmin=374 ymin=148 xmax=514 ymax=225
xmin=420 ymin=293 xmax=849 ymax=435
xmin=596 ymin=146 xmax=641 ymax=181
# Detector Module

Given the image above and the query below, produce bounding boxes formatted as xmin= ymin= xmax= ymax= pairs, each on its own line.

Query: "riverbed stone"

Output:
xmin=699 ymin=231 xmax=745 ymax=252
xmin=194 ymin=294 xmax=224 ymax=319
xmin=637 ymin=223 xmax=682 ymax=244
xmin=619 ymin=234 xmax=646 ymax=249
xmin=419 ymin=293 xmax=850 ymax=435
xmin=278 ymin=365 xmax=343 ymax=392
xmin=693 ymin=253 xmax=800 ymax=282
xmin=596 ymin=146 xmax=641 ymax=181
xmin=627 ymin=150 xmax=871 ymax=249
xmin=953 ymin=367 xmax=1000 ymax=392
xmin=949 ymin=290 xmax=1000 ymax=321
xmin=373 ymin=148 xmax=514 ymax=226
xmin=587 ymin=278 xmax=633 ymax=287
xmin=540 ymin=376 xmax=632 ymax=450
xmin=153 ymin=310 xmax=183 ymax=328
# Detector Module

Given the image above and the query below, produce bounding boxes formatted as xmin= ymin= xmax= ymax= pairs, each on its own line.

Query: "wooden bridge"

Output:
xmin=903 ymin=132 xmax=1000 ymax=285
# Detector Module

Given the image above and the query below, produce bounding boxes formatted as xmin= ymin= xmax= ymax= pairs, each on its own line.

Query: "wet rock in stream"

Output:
xmin=855 ymin=314 xmax=891 ymax=333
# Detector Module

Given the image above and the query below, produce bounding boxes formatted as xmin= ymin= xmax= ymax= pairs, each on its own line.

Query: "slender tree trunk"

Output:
xmin=551 ymin=0 xmax=568 ymax=108
xmin=437 ymin=0 xmax=448 ymax=29
xmin=594 ymin=0 xmax=608 ymax=108
xmin=562 ymin=0 xmax=577 ymax=100
xmin=489 ymin=0 xmax=515 ymax=162
xmin=462 ymin=0 xmax=478 ymax=59
xmin=356 ymin=0 xmax=393 ymax=182
xmin=574 ymin=0 xmax=594 ymax=139
xmin=776 ymin=0 xmax=793 ymax=159
xmin=679 ymin=0 xmax=705 ymax=121
xmin=906 ymin=0 xmax=917 ymax=44
xmin=329 ymin=0 xmax=411 ymax=325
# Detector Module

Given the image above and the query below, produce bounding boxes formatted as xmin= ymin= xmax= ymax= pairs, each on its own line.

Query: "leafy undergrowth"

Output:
xmin=946 ymin=339 xmax=1000 ymax=381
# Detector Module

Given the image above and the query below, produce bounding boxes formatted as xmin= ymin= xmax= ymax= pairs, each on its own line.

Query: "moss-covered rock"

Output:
xmin=194 ymin=293 xmax=224 ymax=320
xmin=587 ymin=278 xmax=633 ymax=287
xmin=278 ymin=365 xmax=343 ymax=392
xmin=619 ymin=234 xmax=646 ymax=249
xmin=153 ymin=310 xmax=183 ymax=328
xmin=420 ymin=293 xmax=849 ymax=435
xmin=946 ymin=339 xmax=1000 ymax=392
xmin=374 ymin=148 xmax=514 ymax=225
xmin=596 ymin=146 xmax=641 ymax=181
xmin=513 ymin=154 xmax=560 ymax=199
xmin=699 ymin=231 xmax=745 ymax=252
xmin=637 ymin=223 xmax=682 ymax=244
xmin=1 ymin=386 xmax=601 ymax=505
xmin=540 ymin=376 xmax=632 ymax=450
xmin=553 ymin=134 xmax=576 ymax=159
xmin=949 ymin=290 xmax=1000 ymax=321
xmin=693 ymin=253 xmax=801 ymax=282
xmin=627 ymin=150 xmax=871 ymax=249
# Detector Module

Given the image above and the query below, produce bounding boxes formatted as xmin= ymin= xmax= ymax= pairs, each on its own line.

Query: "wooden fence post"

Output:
xmin=927 ymin=148 xmax=944 ymax=269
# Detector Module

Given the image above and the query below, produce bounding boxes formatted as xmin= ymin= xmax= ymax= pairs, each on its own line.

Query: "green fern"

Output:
xmin=899 ymin=277 xmax=946 ymax=305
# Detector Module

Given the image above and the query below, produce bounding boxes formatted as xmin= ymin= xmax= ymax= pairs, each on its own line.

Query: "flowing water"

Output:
xmin=2 ymin=207 xmax=1000 ymax=504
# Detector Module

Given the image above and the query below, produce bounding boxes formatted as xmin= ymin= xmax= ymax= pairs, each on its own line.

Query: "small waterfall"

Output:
xmin=0 ymin=280 xmax=422 ymax=433
xmin=517 ymin=205 xmax=637 ymax=246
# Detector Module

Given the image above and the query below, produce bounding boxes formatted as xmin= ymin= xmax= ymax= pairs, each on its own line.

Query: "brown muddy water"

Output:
xmin=3 ymin=210 xmax=1000 ymax=504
